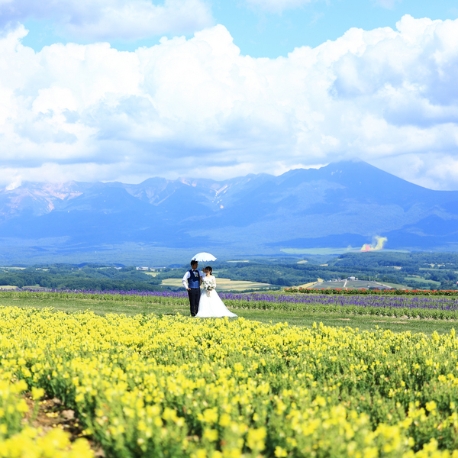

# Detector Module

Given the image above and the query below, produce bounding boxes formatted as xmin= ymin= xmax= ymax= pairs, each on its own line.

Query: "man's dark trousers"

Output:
xmin=188 ymin=288 xmax=201 ymax=316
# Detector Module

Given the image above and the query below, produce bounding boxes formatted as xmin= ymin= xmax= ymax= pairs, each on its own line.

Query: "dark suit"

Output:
xmin=185 ymin=269 xmax=201 ymax=316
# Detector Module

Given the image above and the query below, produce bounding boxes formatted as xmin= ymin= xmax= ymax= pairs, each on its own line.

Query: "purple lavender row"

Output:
xmin=36 ymin=289 xmax=458 ymax=311
xmin=221 ymin=293 xmax=458 ymax=310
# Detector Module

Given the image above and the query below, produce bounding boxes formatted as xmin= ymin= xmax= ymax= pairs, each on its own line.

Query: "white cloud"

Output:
xmin=1 ymin=16 xmax=458 ymax=189
xmin=0 ymin=0 xmax=213 ymax=40
xmin=244 ymin=0 xmax=312 ymax=13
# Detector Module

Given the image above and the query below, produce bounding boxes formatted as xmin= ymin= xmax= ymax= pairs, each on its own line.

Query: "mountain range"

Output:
xmin=1 ymin=161 xmax=457 ymax=264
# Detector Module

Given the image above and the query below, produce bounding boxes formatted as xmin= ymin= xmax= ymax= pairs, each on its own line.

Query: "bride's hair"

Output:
xmin=205 ymin=266 xmax=212 ymax=274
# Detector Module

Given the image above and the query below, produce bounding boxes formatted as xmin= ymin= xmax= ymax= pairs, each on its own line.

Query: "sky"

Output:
xmin=1 ymin=0 xmax=458 ymax=190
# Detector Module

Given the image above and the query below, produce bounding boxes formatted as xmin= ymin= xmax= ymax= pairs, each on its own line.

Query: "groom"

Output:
xmin=182 ymin=260 xmax=204 ymax=316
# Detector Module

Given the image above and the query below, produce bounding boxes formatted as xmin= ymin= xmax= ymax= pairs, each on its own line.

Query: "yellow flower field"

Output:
xmin=0 ymin=306 xmax=458 ymax=457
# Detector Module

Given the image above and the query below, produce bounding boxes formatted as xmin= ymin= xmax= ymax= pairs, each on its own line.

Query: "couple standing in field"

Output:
xmin=182 ymin=260 xmax=237 ymax=318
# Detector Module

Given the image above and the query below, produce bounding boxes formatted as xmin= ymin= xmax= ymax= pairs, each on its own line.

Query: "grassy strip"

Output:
xmin=0 ymin=291 xmax=172 ymax=301
xmin=285 ymin=287 xmax=458 ymax=296
xmin=2 ymin=291 xmax=458 ymax=321
xmin=225 ymin=300 xmax=458 ymax=320
xmin=1 ymin=292 xmax=458 ymax=334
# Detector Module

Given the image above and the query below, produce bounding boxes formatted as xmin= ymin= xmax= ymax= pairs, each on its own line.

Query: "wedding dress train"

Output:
xmin=195 ymin=275 xmax=237 ymax=318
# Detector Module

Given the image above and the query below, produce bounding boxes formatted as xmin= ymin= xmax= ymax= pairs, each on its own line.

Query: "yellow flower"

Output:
xmin=246 ymin=427 xmax=266 ymax=451
xmin=425 ymin=401 xmax=437 ymax=413
xmin=274 ymin=446 xmax=288 ymax=457
xmin=31 ymin=387 xmax=45 ymax=401
xmin=203 ymin=429 xmax=218 ymax=442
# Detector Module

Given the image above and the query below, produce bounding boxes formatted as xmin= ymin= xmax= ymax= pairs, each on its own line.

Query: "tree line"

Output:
xmin=1 ymin=252 xmax=457 ymax=291
xmin=0 ymin=265 xmax=162 ymax=291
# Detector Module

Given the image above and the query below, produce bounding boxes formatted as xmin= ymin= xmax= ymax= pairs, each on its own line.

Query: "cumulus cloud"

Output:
xmin=0 ymin=0 xmax=213 ymax=40
xmin=1 ymin=15 xmax=458 ymax=189
xmin=244 ymin=0 xmax=312 ymax=13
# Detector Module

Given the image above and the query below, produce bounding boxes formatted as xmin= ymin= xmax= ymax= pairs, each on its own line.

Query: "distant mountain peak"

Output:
xmin=1 ymin=161 xmax=458 ymax=258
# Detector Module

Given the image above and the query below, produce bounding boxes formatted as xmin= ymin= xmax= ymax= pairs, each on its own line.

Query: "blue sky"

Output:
xmin=1 ymin=0 xmax=458 ymax=190
xmin=19 ymin=1 xmax=458 ymax=57
xmin=214 ymin=0 xmax=458 ymax=58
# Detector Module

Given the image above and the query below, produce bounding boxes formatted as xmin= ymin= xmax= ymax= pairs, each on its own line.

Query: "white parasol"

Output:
xmin=192 ymin=252 xmax=217 ymax=262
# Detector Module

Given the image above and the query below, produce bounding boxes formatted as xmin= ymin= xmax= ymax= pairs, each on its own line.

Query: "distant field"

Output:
xmin=310 ymin=279 xmax=407 ymax=290
xmin=404 ymin=276 xmax=441 ymax=286
xmin=281 ymin=248 xmax=357 ymax=255
xmin=296 ymin=281 xmax=317 ymax=288
xmin=380 ymin=282 xmax=413 ymax=290
xmin=162 ymin=277 xmax=271 ymax=291
xmin=281 ymin=248 xmax=410 ymax=255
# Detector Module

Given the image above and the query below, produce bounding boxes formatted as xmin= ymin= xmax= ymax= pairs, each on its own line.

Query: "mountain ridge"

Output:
xmin=1 ymin=161 xmax=457 ymax=263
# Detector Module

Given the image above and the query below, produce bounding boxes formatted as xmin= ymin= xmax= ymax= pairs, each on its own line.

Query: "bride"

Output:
xmin=195 ymin=266 xmax=237 ymax=318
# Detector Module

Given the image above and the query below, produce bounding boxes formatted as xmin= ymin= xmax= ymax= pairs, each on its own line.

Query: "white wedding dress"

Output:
xmin=195 ymin=275 xmax=237 ymax=318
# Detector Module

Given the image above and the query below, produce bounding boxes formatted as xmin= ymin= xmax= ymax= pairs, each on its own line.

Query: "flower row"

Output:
xmin=0 ymin=307 xmax=458 ymax=456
